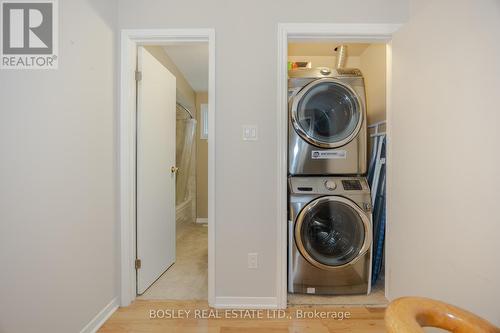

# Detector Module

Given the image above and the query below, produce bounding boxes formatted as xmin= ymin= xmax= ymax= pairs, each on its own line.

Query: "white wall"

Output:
xmin=388 ymin=0 xmax=500 ymax=324
xmin=117 ymin=0 xmax=408 ymax=301
xmin=0 ymin=1 xmax=118 ymax=332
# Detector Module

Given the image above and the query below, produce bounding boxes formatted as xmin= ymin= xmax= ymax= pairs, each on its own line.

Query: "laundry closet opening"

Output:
xmin=134 ymin=43 xmax=210 ymax=300
xmin=286 ymin=41 xmax=388 ymax=306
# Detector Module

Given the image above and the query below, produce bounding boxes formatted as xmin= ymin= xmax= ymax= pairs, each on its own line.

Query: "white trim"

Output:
xmin=207 ymin=29 xmax=216 ymax=307
xmin=119 ymin=29 xmax=137 ymax=308
xmin=384 ymin=42 xmax=393 ymax=301
xmin=285 ymin=23 xmax=401 ymax=42
xmin=79 ymin=298 xmax=119 ymax=333
xmin=214 ymin=297 xmax=278 ymax=309
xmin=176 ymin=197 xmax=192 ymax=214
xmin=196 ymin=217 xmax=208 ymax=224
xmin=276 ymin=23 xmax=288 ymax=310
xmin=176 ymin=197 xmax=193 ymax=224
xmin=119 ymin=29 xmax=216 ymax=307
xmin=276 ymin=23 xmax=402 ymax=308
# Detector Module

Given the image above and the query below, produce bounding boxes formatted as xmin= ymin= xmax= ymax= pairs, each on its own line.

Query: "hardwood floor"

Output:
xmin=98 ymin=300 xmax=386 ymax=333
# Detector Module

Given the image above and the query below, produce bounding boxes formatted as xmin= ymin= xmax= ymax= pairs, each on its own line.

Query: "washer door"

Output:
xmin=291 ymin=78 xmax=363 ymax=148
xmin=295 ymin=196 xmax=371 ymax=270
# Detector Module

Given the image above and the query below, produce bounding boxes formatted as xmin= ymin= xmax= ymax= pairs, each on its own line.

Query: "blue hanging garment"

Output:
xmin=368 ymin=134 xmax=386 ymax=285
xmin=372 ymin=164 xmax=386 ymax=285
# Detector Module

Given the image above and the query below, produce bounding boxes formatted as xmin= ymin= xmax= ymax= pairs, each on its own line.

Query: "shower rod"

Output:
xmin=176 ymin=102 xmax=195 ymax=119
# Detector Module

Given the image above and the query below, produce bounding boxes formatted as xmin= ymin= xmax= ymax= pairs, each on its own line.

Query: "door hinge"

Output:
xmin=135 ymin=259 xmax=142 ymax=270
xmin=135 ymin=70 xmax=142 ymax=81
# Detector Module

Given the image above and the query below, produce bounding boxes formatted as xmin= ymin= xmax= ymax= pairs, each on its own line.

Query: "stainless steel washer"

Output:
xmin=288 ymin=67 xmax=368 ymax=175
xmin=288 ymin=176 xmax=372 ymax=295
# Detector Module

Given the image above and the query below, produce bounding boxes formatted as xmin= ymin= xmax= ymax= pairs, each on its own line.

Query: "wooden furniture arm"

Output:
xmin=385 ymin=297 xmax=500 ymax=333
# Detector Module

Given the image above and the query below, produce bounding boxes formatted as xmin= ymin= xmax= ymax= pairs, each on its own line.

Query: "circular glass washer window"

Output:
xmin=298 ymin=199 xmax=365 ymax=267
xmin=295 ymin=81 xmax=361 ymax=146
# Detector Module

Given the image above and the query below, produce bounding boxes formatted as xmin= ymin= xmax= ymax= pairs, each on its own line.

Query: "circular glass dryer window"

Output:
xmin=295 ymin=196 xmax=370 ymax=269
xmin=291 ymin=79 xmax=363 ymax=148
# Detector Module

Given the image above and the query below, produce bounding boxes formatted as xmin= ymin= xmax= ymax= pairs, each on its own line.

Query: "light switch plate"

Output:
xmin=242 ymin=125 xmax=258 ymax=141
xmin=248 ymin=253 xmax=258 ymax=269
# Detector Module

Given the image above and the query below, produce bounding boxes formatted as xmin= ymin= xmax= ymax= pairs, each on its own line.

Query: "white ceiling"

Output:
xmin=163 ymin=44 xmax=209 ymax=92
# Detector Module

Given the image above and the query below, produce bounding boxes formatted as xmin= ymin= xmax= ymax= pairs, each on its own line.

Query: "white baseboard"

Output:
xmin=176 ymin=198 xmax=191 ymax=213
xmin=80 ymin=297 xmax=119 ymax=333
xmin=213 ymin=296 xmax=278 ymax=309
xmin=196 ymin=218 xmax=208 ymax=224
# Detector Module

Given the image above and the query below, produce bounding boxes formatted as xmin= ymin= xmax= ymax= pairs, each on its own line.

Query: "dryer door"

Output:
xmin=291 ymin=78 xmax=363 ymax=148
xmin=295 ymin=196 xmax=371 ymax=270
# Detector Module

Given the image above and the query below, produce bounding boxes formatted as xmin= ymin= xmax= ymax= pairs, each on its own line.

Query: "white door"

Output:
xmin=136 ymin=46 xmax=177 ymax=295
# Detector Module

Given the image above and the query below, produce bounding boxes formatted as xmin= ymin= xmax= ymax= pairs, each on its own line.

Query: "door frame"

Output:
xmin=276 ymin=23 xmax=401 ymax=308
xmin=119 ymin=29 xmax=216 ymax=307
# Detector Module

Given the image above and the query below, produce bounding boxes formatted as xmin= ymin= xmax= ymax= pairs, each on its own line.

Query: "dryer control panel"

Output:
xmin=289 ymin=176 xmax=369 ymax=195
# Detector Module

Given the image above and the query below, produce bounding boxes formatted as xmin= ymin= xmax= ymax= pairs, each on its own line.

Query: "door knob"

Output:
xmin=171 ymin=166 xmax=179 ymax=174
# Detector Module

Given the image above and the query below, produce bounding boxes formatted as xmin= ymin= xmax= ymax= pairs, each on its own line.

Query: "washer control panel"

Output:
xmin=341 ymin=179 xmax=363 ymax=191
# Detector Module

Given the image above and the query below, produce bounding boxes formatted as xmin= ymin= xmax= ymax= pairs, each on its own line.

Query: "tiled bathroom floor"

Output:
xmin=138 ymin=221 xmax=208 ymax=300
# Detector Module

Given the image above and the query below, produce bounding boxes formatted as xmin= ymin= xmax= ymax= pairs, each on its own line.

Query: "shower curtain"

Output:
xmin=175 ymin=117 xmax=196 ymax=206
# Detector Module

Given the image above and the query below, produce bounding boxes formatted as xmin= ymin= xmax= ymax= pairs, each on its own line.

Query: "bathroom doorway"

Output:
xmin=136 ymin=43 xmax=209 ymax=300
xmin=119 ymin=29 xmax=216 ymax=307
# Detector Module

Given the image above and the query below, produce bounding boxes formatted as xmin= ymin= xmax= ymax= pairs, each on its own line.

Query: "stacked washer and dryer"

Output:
xmin=288 ymin=46 xmax=373 ymax=296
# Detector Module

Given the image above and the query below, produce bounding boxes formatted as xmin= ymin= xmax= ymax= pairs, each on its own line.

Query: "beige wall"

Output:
xmin=287 ymin=55 xmax=361 ymax=69
xmin=195 ymin=92 xmax=209 ymax=218
xmin=388 ymin=0 xmax=500 ymax=324
xmin=118 ymin=0 xmax=408 ymax=300
xmin=360 ymin=44 xmax=387 ymax=125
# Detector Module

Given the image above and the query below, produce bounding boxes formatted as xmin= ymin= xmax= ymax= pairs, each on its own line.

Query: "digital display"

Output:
xmin=342 ymin=180 xmax=362 ymax=190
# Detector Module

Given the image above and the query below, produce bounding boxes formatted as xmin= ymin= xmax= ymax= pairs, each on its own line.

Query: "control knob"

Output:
xmin=325 ymin=180 xmax=337 ymax=191
xmin=320 ymin=68 xmax=331 ymax=75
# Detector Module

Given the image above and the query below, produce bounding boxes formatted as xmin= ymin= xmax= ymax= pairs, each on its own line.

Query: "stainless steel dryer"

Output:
xmin=288 ymin=68 xmax=367 ymax=175
xmin=288 ymin=176 xmax=372 ymax=295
